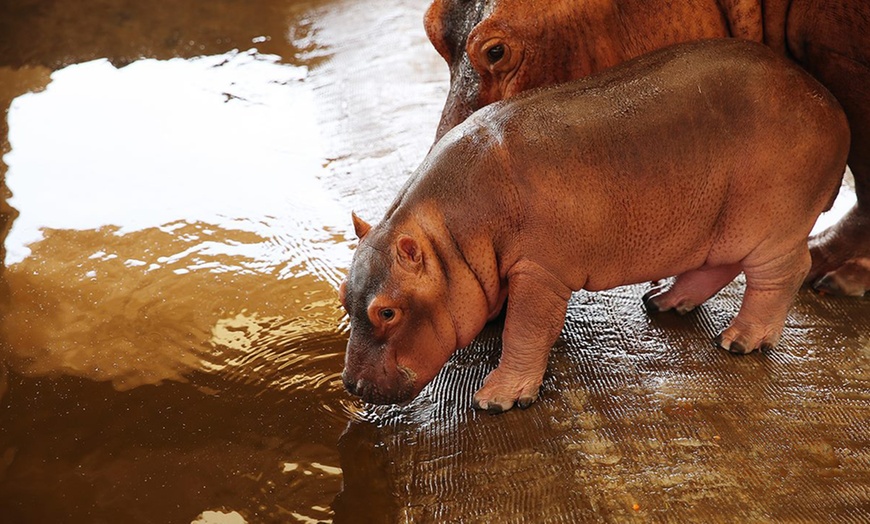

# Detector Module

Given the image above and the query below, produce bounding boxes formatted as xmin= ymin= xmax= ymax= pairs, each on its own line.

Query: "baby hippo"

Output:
xmin=339 ymin=39 xmax=848 ymax=413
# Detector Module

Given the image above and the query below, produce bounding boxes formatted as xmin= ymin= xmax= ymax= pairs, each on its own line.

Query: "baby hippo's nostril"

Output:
xmin=342 ymin=371 xmax=372 ymax=399
xmin=342 ymin=371 xmax=359 ymax=396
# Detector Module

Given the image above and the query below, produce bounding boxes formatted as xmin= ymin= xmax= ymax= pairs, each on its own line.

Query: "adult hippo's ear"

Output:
xmin=351 ymin=212 xmax=372 ymax=240
xmin=424 ymin=0 xmax=451 ymax=62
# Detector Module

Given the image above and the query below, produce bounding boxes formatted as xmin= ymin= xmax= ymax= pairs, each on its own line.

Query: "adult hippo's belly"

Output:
xmin=424 ymin=0 xmax=870 ymax=297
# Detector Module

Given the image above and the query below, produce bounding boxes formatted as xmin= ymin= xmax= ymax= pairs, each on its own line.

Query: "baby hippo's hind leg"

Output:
xmin=715 ymin=244 xmax=812 ymax=355
xmin=643 ymin=264 xmax=742 ymax=315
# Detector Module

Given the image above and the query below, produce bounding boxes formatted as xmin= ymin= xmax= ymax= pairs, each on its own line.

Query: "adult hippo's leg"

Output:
xmin=804 ymin=46 xmax=870 ymax=296
xmin=789 ymin=0 xmax=870 ymax=296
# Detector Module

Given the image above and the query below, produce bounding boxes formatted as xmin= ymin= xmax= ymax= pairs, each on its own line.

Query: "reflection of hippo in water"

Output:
xmin=424 ymin=0 xmax=870 ymax=297
xmin=339 ymin=40 xmax=849 ymax=412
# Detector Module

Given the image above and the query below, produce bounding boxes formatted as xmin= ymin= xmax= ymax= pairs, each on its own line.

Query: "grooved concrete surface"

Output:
xmin=338 ymin=280 xmax=870 ymax=522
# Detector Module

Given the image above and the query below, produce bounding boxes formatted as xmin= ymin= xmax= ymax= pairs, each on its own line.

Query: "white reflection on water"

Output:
xmin=1 ymin=49 xmax=354 ymax=392
xmin=191 ymin=510 xmax=248 ymax=524
xmin=4 ymin=49 xmax=351 ymax=268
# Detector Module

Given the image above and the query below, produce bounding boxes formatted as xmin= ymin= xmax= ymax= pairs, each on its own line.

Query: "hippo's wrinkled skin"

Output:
xmin=340 ymin=40 xmax=848 ymax=412
xmin=424 ymin=0 xmax=870 ymax=297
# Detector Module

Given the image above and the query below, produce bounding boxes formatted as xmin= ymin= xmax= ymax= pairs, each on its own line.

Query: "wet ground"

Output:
xmin=0 ymin=1 xmax=868 ymax=523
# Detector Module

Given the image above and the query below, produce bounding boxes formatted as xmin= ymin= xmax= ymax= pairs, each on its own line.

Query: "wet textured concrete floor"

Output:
xmin=0 ymin=0 xmax=868 ymax=522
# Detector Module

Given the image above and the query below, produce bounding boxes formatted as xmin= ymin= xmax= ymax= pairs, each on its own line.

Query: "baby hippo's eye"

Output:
xmin=379 ymin=308 xmax=396 ymax=322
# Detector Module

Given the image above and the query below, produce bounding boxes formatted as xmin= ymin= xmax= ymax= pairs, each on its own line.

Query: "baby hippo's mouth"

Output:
xmin=341 ymin=365 xmax=418 ymax=405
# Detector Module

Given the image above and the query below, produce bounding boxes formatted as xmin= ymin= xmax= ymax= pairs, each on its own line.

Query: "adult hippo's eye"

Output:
xmin=486 ymin=44 xmax=505 ymax=64
xmin=379 ymin=308 xmax=396 ymax=322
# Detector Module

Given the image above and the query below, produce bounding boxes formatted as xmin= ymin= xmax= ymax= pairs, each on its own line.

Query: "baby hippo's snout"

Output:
xmin=341 ymin=365 xmax=417 ymax=405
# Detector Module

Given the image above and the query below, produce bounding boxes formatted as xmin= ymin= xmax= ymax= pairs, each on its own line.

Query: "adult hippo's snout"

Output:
xmin=424 ymin=0 xmax=486 ymax=142
xmin=432 ymin=58 xmax=480 ymax=142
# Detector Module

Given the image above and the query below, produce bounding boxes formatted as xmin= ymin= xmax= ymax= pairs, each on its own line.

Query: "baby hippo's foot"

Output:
xmin=714 ymin=323 xmax=780 ymax=355
xmin=808 ymin=207 xmax=870 ymax=297
xmin=643 ymin=265 xmax=741 ymax=315
xmin=473 ymin=367 xmax=541 ymax=414
xmin=643 ymin=283 xmax=699 ymax=315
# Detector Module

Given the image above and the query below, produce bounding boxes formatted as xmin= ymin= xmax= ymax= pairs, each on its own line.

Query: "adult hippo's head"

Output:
xmin=424 ymin=0 xmax=748 ymax=141
xmin=424 ymin=0 xmax=585 ymax=141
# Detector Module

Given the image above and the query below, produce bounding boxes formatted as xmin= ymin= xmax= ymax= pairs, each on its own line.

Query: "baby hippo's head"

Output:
xmin=339 ymin=213 xmax=457 ymax=404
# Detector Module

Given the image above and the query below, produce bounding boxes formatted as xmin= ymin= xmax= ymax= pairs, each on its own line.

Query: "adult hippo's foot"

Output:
xmin=807 ymin=206 xmax=870 ymax=297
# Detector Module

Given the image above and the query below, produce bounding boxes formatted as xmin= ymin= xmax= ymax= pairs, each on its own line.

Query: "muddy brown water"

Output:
xmin=0 ymin=1 xmax=868 ymax=523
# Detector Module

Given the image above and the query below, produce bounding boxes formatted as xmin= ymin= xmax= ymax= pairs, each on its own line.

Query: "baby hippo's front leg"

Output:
xmin=473 ymin=261 xmax=573 ymax=413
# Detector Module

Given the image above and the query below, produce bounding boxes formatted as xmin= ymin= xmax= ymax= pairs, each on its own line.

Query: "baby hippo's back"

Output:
xmin=460 ymin=38 xmax=849 ymax=291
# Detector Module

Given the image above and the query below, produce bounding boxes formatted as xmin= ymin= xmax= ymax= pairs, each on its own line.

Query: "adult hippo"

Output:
xmin=424 ymin=0 xmax=870 ymax=296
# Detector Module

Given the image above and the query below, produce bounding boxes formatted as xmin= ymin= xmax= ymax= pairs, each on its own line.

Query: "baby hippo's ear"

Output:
xmin=352 ymin=212 xmax=372 ymax=240
xmin=396 ymin=235 xmax=423 ymax=271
